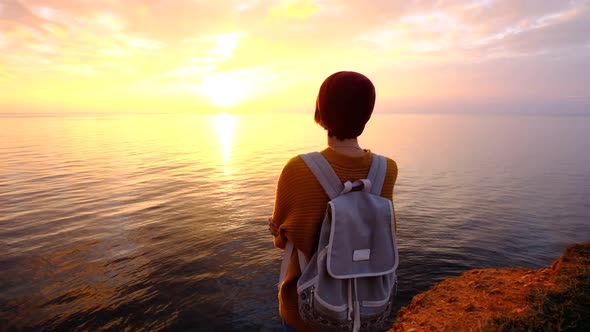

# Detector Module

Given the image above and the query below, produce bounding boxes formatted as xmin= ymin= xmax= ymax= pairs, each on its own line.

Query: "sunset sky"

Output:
xmin=1 ymin=0 xmax=589 ymax=114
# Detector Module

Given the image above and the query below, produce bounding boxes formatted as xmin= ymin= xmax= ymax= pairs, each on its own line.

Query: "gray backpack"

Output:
xmin=279 ymin=152 xmax=398 ymax=332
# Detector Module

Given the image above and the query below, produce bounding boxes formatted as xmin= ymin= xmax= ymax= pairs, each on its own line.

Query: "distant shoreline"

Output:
xmin=1 ymin=111 xmax=590 ymax=118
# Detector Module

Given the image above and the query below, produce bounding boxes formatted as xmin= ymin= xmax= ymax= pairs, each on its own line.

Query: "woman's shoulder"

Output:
xmin=385 ymin=157 xmax=398 ymax=181
xmin=280 ymin=154 xmax=313 ymax=179
xmin=371 ymin=153 xmax=398 ymax=183
xmin=371 ymin=152 xmax=397 ymax=170
xmin=383 ymin=156 xmax=398 ymax=171
xmin=283 ymin=154 xmax=306 ymax=169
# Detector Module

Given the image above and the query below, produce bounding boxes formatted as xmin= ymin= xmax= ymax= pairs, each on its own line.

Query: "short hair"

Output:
xmin=314 ymin=71 xmax=376 ymax=140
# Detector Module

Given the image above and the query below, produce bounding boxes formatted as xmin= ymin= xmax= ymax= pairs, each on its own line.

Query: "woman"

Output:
xmin=268 ymin=71 xmax=398 ymax=332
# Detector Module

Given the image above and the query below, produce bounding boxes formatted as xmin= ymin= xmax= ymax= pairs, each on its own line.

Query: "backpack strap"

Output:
xmin=367 ymin=154 xmax=387 ymax=196
xmin=299 ymin=152 xmax=343 ymax=200
xmin=278 ymin=241 xmax=308 ymax=290
xmin=280 ymin=152 xmax=341 ymax=289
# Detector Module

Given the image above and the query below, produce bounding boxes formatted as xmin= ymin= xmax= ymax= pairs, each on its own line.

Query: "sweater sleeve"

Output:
xmin=271 ymin=156 xmax=327 ymax=257
xmin=272 ymin=156 xmax=300 ymax=250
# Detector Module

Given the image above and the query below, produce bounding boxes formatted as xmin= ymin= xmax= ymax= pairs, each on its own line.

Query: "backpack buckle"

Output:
xmin=340 ymin=179 xmax=372 ymax=194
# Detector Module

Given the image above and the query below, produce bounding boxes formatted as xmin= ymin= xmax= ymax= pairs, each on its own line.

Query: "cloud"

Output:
xmin=470 ymin=3 xmax=588 ymax=46
xmin=270 ymin=0 xmax=319 ymax=18
xmin=0 ymin=31 xmax=6 ymax=48
xmin=236 ymin=0 xmax=258 ymax=12
xmin=57 ymin=63 xmax=96 ymax=75
xmin=205 ymin=32 xmax=246 ymax=58
xmin=0 ymin=0 xmax=588 ymax=112
xmin=94 ymin=12 xmax=125 ymax=32
xmin=351 ymin=0 xmax=590 ymax=64
xmin=121 ymin=36 xmax=163 ymax=50
xmin=0 ymin=0 xmax=37 ymax=26
xmin=135 ymin=31 xmax=249 ymax=99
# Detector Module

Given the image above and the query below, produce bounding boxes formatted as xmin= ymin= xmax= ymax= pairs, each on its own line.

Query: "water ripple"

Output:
xmin=1 ymin=113 xmax=589 ymax=331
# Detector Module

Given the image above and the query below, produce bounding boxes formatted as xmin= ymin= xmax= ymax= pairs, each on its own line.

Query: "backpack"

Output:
xmin=279 ymin=152 xmax=399 ymax=332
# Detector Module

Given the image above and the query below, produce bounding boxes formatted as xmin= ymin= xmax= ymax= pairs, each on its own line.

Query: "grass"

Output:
xmin=477 ymin=243 xmax=590 ymax=332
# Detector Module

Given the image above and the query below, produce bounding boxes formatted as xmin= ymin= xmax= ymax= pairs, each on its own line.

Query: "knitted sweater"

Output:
xmin=272 ymin=147 xmax=398 ymax=332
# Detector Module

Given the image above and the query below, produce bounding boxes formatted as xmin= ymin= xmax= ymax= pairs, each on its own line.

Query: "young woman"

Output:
xmin=268 ymin=71 xmax=398 ymax=332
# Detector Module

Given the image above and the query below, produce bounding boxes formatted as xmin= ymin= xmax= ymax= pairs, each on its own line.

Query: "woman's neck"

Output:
xmin=327 ymin=137 xmax=365 ymax=156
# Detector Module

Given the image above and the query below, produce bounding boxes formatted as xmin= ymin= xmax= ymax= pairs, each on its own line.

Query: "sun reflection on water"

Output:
xmin=209 ymin=113 xmax=238 ymax=170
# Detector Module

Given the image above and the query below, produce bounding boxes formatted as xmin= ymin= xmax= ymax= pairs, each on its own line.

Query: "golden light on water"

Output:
xmin=210 ymin=113 xmax=238 ymax=166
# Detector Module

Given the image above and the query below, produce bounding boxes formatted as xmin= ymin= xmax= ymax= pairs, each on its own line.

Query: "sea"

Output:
xmin=1 ymin=112 xmax=589 ymax=331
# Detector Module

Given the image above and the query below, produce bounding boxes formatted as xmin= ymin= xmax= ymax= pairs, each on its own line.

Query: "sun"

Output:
xmin=198 ymin=73 xmax=249 ymax=108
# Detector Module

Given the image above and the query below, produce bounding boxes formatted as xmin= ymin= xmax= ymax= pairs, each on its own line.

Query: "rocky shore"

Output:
xmin=390 ymin=243 xmax=590 ymax=331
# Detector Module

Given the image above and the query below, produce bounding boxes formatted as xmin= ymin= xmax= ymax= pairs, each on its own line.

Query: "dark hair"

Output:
xmin=314 ymin=71 xmax=376 ymax=140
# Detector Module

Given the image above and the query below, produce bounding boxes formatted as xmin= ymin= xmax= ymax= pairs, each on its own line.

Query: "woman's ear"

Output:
xmin=314 ymin=101 xmax=321 ymax=125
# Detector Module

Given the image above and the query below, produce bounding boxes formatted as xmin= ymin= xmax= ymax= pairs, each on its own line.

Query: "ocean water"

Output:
xmin=1 ymin=112 xmax=589 ymax=331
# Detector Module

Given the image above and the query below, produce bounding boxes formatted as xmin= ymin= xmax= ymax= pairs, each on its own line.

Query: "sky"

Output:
xmin=0 ymin=0 xmax=589 ymax=114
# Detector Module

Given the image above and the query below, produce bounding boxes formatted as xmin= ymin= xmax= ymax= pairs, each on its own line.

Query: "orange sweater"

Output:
xmin=272 ymin=148 xmax=398 ymax=332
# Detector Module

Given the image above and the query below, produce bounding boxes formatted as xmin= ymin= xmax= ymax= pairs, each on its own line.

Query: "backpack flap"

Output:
xmin=326 ymin=192 xmax=397 ymax=279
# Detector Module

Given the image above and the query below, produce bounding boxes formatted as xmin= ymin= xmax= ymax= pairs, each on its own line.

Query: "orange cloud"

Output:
xmin=270 ymin=0 xmax=319 ymax=18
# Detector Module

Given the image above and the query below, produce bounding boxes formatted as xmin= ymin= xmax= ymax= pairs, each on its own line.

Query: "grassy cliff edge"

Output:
xmin=390 ymin=243 xmax=590 ymax=332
